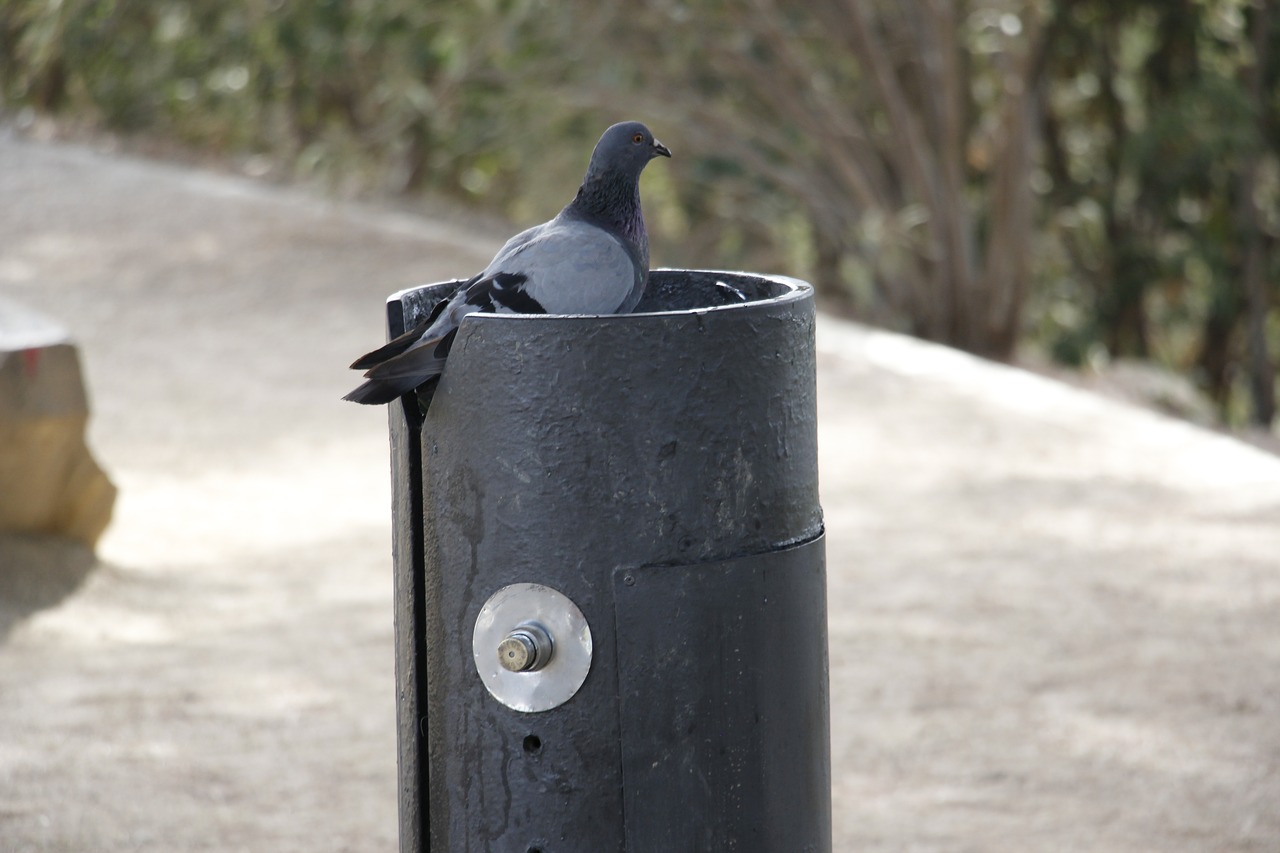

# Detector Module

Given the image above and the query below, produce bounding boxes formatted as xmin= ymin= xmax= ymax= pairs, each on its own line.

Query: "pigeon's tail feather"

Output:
xmin=348 ymin=291 xmax=456 ymax=370
xmin=345 ymin=328 xmax=456 ymax=407
xmin=350 ymin=317 xmax=435 ymax=370
xmin=362 ymin=330 xmax=453 ymax=382
xmin=349 ymin=330 xmax=420 ymax=371
xmin=342 ymin=374 xmax=428 ymax=406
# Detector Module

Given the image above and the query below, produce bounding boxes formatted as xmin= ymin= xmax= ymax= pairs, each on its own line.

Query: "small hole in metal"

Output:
xmin=523 ymin=735 xmax=542 ymax=754
xmin=528 ymin=847 xmax=544 ymax=853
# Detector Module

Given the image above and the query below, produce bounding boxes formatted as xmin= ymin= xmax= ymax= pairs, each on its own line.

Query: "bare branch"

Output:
xmin=737 ymin=0 xmax=895 ymax=212
xmin=980 ymin=12 xmax=1047 ymax=353
xmin=841 ymin=0 xmax=943 ymax=214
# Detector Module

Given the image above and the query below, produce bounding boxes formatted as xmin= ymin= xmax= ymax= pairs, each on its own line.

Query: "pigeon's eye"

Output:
xmin=632 ymin=133 xmax=644 ymax=144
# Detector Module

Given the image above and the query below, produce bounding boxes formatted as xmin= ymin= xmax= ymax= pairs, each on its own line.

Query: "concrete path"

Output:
xmin=1 ymin=131 xmax=1278 ymax=852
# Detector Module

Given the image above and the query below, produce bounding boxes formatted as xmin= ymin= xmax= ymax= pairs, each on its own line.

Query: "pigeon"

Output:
xmin=344 ymin=121 xmax=671 ymax=405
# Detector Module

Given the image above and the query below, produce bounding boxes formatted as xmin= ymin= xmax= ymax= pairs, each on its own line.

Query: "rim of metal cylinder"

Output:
xmin=387 ymin=268 xmax=812 ymax=320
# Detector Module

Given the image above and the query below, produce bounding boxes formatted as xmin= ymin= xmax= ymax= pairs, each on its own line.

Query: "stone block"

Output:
xmin=0 ymin=298 xmax=116 ymax=548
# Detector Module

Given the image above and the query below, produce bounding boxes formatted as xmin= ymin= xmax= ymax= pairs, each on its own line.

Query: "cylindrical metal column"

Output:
xmin=386 ymin=269 xmax=829 ymax=852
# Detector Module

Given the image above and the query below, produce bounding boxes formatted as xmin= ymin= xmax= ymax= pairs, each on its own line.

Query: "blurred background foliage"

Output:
xmin=2 ymin=0 xmax=1277 ymax=428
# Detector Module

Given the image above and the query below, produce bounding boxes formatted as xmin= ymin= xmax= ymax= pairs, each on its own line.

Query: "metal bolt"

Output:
xmin=497 ymin=622 xmax=554 ymax=673
xmin=474 ymin=584 xmax=593 ymax=712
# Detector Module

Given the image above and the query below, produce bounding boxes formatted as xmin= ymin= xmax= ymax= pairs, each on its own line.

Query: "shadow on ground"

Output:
xmin=0 ymin=534 xmax=98 ymax=642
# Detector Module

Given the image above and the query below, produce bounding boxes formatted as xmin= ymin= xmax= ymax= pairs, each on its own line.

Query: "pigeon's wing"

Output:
xmin=344 ymin=219 xmax=638 ymax=405
xmin=482 ymin=219 xmax=641 ymax=315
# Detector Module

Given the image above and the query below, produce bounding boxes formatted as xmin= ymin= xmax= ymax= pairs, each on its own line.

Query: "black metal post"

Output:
xmin=386 ymin=269 xmax=829 ymax=853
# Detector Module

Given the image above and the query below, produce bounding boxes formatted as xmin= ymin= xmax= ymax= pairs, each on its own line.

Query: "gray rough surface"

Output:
xmin=0 ymin=130 xmax=1278 ymax=852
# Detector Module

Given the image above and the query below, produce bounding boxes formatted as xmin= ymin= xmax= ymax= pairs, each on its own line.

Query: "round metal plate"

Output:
xmin=472 ymin=583 xmax=593 ymax=713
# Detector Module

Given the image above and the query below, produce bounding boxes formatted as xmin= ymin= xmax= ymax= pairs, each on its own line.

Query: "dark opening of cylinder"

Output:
xmin=633 ymin=269 xmax=800 ymax=313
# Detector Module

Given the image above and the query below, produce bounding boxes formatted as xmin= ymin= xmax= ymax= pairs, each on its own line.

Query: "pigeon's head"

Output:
xmin=587 ymin=121 xmax=672 ymax=180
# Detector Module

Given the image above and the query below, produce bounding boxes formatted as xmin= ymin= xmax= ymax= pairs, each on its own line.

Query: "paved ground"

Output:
xmin=1 ymin=131 xmax=1278 ymax=852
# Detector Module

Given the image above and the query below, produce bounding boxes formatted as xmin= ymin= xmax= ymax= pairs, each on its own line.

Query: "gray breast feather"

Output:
xmin=484 ymin=219 xmax=639 ymax=315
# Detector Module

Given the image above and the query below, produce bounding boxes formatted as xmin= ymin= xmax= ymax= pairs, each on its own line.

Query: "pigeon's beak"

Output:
xmin=651 ymin=139 xmax=672 ymax=159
